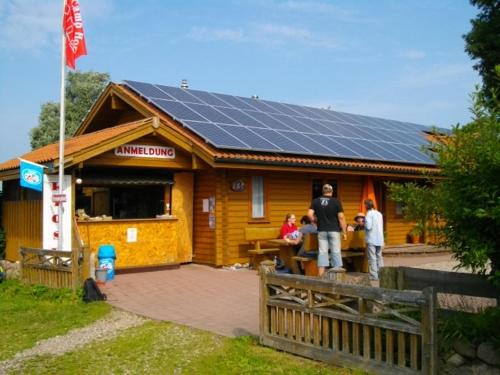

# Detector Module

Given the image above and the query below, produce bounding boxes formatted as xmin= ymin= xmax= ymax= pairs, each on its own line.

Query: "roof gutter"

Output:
xmin=213 ymin=156 xmax=437 ymax=177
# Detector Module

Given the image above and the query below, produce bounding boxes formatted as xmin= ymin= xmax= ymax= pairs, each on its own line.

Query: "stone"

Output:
xmin=341 ymin=272 xmax=371 ymax=286
xmin=447 ymin=353 xmax=467 ymax=367
xmin=471 ymin=362 xmax=500 ymax=375
xmin=453 ymin=339 xmax=477 ymax=359
xmin=477 ymin=342 xmax=500 ymax=366
xmin=448 ymin=364 xmax=474 ymax=375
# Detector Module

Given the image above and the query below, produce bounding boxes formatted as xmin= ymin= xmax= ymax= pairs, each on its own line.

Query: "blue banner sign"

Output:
xmin=19 ymin=159 xmax=44 ymax=192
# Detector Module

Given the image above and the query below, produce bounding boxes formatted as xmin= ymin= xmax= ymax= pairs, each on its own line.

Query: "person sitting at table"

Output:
xmin=353 ymin=212 xmax=366 ymax=231
xmin=280 ymin=213 xmax=303 ymax=245
xmin=299 ymin=215 xmax=317 ymax=235
xmin=296 ymin=215 xmax=318 ymax=257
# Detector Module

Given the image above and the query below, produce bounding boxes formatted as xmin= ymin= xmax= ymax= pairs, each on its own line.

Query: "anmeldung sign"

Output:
xmin=115 ymin=144 xmax=175 ymax=159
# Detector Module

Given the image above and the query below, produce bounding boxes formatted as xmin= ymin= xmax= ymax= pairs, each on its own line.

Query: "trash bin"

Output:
xmin=95 ymin=268 xmax=107 ymax=284
xmin=98 ymin=245 xmax=116 ymax=281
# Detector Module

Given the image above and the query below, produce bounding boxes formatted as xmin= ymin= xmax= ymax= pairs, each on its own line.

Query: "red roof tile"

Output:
xmin=0 ymin=120 xmax=147 ymax=172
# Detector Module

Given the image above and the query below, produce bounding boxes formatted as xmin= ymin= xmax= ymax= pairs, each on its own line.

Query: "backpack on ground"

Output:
xmin=82 ymin=278 xmax=107 ymax=303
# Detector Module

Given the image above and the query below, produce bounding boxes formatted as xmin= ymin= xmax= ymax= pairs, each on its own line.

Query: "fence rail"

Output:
xmin=20 ymin=246 xmax=90 ymax=290
xmin=380 ymin=267 xmax=500 ymax=306
xmin=259 ymin=267 xmax=437 ymax=374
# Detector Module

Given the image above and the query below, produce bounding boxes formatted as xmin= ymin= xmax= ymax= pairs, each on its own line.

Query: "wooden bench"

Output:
xmin=245 ymin=227 xmax=281 ymax=267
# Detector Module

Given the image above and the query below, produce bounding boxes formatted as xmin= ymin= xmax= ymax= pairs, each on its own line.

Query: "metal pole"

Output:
xmin=58 ymin=0 xmax=66 ymax=251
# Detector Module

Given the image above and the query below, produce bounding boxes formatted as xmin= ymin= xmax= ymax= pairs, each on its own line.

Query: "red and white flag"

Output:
xmin=63 ymin=0 xmax=87 ymax=69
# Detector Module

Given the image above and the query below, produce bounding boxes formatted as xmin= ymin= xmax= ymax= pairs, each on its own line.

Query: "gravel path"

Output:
xmin=0 ymin=309 xmax=147 ymax=374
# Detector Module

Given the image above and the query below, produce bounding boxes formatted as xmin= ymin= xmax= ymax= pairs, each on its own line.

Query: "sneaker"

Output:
xmin=331 ymin=266 xmax=346 ymax=272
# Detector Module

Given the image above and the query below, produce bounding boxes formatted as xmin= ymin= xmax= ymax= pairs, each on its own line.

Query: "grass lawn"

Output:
xmin=1 ymin=279 xmax=364 ymax=374
xmin=0 ymin=279 xmax=111 ymax=361
xmin=10 ymin=321 xmax=362 ymax=375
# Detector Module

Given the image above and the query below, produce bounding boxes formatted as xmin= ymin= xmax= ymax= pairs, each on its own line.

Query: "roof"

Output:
xmin=122 ymin=80 xmax=436 ymax=166
xmin=0 ymin=120 xmax=148 ymax=172
xmin=212 ymin=151 xmax=437 ymax=175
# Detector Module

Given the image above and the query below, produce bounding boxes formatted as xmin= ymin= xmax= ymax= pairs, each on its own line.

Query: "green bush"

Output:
xmin=439 ymin=308 xmax=500 ymax=353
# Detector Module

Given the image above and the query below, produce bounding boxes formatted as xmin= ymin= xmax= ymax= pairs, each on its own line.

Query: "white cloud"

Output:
xmin=399 ymin=49 xmax=426 ymax=60
xmin=398 ymin=63 xmax=472 ymax=88
xmin=0 ymin=0 xmax=113 ymax=51
xmin=0 ymin=0 xmax=60 ymax=51
xmin=187 ymin=27 xmax=244 ymax=42
xmin=187 ymin=22 xmax=338 ymax=49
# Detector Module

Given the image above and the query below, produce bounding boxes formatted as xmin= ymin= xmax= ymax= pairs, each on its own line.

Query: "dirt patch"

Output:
xmin=0 ymin=309 xmax=147 ymax=374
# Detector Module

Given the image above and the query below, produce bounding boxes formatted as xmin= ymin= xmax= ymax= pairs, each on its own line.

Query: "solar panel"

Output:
xmin=182 ymin=121 xmax=248 ymax=149
xmin=215 ymin=107 xmax=268 ymax=128
xmin=123 ymin=80 xmax=436 ymax=165
xmin=217 ymin=124 xmax=281 ymax=151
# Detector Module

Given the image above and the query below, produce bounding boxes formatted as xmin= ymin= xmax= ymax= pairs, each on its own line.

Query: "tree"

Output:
xmin=433 ymin=88 xmax=500 ymax=283
xmin=386 ymin=182 xmax=437 ymax=242
xmin=30 ymin=71 xmax=110 ymax=150
xmin=463 ymin=0 xmax=500 ymax=101
xmin=386 ymin=85 xmax=500 ymax=284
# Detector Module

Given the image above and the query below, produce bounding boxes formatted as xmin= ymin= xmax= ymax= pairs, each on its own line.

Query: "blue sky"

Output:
xmin=0 ymin=0 xmax=479 ymax=163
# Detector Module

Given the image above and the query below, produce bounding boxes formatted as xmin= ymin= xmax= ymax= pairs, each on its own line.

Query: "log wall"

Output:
xmin=2 ymin=200 xmax=42 ymax=261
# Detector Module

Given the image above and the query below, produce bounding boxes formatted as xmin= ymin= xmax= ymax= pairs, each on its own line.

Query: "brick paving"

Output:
xmin=101 ymin=251 xmax=453 ymax=338
xmin=101 ymin=264 xmax=260 ymax=337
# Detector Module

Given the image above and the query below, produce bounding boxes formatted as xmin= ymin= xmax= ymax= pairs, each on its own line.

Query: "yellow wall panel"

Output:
xmin=2 ymin=200 xmax=42 ymax=261
xmin=172 ymin=172 xmax=194 ymax=263
xmin=77 ymin=219 xmax=179 ymax=268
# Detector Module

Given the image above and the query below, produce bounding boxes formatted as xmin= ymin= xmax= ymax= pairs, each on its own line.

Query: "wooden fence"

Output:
xmin=380 ymin=266 xmax=500 ymax=307
xmin=20 ymin=246 xmax=90 ymax=290
xmin=259 ymin=268 xmax=437 ymax=374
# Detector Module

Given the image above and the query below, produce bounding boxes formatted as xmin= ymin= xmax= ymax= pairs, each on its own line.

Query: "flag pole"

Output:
xmin=58 ymin=0 xmax=66 ymax=251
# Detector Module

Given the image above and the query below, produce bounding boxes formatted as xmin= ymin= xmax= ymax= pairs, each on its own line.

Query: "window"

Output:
xmin=251 ymin=176 xmax=265 ymax=218
xmin=312 ymin=178 xmax=338 ymax=199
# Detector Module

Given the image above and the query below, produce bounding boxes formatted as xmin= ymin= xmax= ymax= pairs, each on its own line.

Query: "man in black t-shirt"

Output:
xmin=308 ymin=184 xmax=347 ymax=276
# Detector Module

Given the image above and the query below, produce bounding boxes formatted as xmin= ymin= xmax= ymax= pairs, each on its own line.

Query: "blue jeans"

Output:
xmin=317 ymin=231 xmax=342 ymax=268
xmin=366 ymin=243 xmax=384 ymax=280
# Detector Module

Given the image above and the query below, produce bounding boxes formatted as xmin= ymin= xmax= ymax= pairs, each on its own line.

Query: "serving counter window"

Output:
xmin=75 ymin=168 xmax=174 ymax=220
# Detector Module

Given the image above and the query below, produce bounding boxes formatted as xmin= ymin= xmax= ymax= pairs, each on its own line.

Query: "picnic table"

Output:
xmin=269 ymin=231 xmax=368 ymax=276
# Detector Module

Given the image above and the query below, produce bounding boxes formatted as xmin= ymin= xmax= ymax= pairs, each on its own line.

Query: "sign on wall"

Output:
xmin=43 ymin=174 xmax=72 ymax=251
xmin=115 ymin=144 xmax=175 ymax=159
xmin=208 ymin=196 xmax=216 ymax=229
xmin=19 ymin=159 xmax=45 ymax=192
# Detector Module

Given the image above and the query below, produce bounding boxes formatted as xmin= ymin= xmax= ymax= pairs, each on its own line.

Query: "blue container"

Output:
xmin=98 ymin=245 xmax=116 ymax=281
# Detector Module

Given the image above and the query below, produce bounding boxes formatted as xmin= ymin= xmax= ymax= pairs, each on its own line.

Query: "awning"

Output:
xmin=80 ymin=170 xmax=174 ymax=186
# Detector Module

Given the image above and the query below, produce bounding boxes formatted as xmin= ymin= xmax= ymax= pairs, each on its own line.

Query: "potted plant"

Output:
xmin=408 ymin=223 xmax=424 ymax=244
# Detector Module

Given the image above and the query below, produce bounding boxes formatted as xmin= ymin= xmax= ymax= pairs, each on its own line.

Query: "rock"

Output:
xmin=447 ymin=353 xmax=467 ymax=367
xmin=471 ymin=362 xmax=500 ymax=375
xmin=342 ymin=272 xmax=371 ymax=286
xmin=477 ymin=342 xmax=500 ymax=366
xmin=448 ymin=364 xmax=474 ymax=375
xmin=454 ymin=339 xmax=477 ymax=359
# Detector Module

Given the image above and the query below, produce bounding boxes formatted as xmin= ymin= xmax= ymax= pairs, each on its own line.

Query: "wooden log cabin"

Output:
xmin=0 ymin=80 xmax=438 ymax=270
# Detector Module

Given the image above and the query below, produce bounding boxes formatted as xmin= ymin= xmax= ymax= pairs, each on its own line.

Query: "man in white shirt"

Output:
xmin=364 ymin=199 xmax=384 ymax=280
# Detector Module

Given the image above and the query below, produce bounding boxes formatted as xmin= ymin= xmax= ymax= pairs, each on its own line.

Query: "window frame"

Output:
xmin=248 ymin=175 xmax=269 ymax=223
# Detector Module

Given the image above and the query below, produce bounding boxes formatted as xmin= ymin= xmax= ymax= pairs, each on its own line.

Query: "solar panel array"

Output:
xmin=123 ymin=80 xmax=434 ymax=165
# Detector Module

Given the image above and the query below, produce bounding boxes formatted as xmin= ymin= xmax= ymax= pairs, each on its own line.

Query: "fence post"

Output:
xmin=71 ymin=248 xmax=79 ymax=292
xmin=421 ymin=287 xmax=438 ymax=375
xmin=379 ymin=267 xmax=397 ymax=289
xmin=259 ymin=262 xmax=274 ymax=342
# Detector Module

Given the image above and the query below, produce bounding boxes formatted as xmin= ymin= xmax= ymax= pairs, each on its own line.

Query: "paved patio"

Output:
xmin=101 ymin=250 xmax=454 ymax=338
xmin=101 ymin=264 xmax=260 ymax=337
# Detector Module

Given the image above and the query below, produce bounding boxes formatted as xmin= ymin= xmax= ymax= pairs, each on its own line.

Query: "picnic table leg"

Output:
xmin=279 ymin=245 xmax=298 ymax=273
